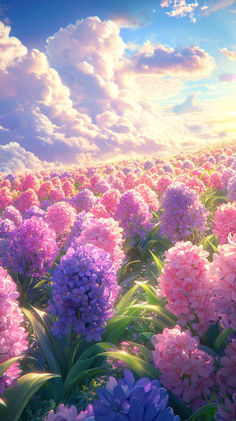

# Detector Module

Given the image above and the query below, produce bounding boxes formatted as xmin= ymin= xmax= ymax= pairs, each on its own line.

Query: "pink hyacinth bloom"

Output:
xmin=73 ymin=217 xmax=125 ymax=270
xmin=159 ymin=242 xmax=217 ymax=335
xmin=210 ymin=233 xmax=236 ymax=330
xmin=135 ymin=184 xmax=160 ymax=212
xmin=14 ymin=188 xmax=40 ymax=214
xmin=156 ymin=175 xmax=172 ymax=195
xmin=89 ymin=203 xmax=111 ymax=219
xmin=49 ymin=187 xmax=65 ymax=202
xmin=0 ymin=267 xmax=28 ymax=395
xmin=212 ymin=202 xmax=236 ymax=244
xmin=100 ymin=189 xmax=121 ymax=216
xmin=38 ymin=181 xmax=54 ymax=201
xmin=46 ymin=202 xmax=77 ymax=240
xmin=20 ymin=174 xmax=40 ymax=192
xmin=152 ymin=325 xmax=215 ymax=410
xmin=209 ymin=172 xmax=224 ymax=190
xmin=0 ymin=187 xmax=13 ymax=210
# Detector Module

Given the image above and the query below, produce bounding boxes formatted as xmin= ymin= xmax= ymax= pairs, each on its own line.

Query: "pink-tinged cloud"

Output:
xmin=219 ymin=73 xmax=236 ymax=81
xmin=160 ymin=0 xmax=199 ymax=22
xmin=0 ymin=22 xmax=27 ymax=71
xmin=202 ymin=0 xmax=235 ymax=15
xmin=0 ymin=19 xmax=228 ymax=173
xmin=220 ymin=47 xmax=236 ymax=61
xmin=133 ymin=45 xmax=215 ymax=79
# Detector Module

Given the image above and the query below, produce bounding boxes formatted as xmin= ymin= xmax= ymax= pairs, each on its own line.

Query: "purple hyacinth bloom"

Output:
xmin=91 ymin=369 xmax=180 ymax=421
xmin=114 ymin=190 xmax=154 ymax=239
xmin=48 ymin=243 xmax=119 ymax=341
xmin=5 ymin=216 xmax=59 ymax=278
xmin=159 ymin=182 xmax=207 ymax=242
xmin=3 ymin=205 xmax=22 ymax=226
xmin=23 ymin=205 xmax=45 ymax=219
xmin=73 ymin=189 xmax=97 ymax=212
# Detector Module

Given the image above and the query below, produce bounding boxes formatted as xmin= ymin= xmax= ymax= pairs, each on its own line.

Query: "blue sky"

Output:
xmin=0 ymin=0 xmax=235 ymax=172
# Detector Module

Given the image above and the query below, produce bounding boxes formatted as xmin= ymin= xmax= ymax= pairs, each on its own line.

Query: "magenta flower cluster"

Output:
xmin=152 ymin=325 xmax=215 ymax=410
xmin=159 ymin=241 xmax=216 ymax=335
xmin=0 ymin=266 xmax=28 ymax=395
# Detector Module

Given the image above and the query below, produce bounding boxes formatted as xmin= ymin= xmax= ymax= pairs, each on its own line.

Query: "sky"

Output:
xmin=0 ymin=0 xmax=235 ymax=173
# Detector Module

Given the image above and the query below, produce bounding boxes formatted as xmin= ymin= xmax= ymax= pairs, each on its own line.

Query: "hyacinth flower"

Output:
xmin=210 ymin=233 xmax=236 ymax=330
xmin=159 ymin=182 xmax=207 ymax=243
xmin=0 ymin=266 xmax=28 ymax=395
xmin=114 ymin=189 xmax=154 ymax=240
xmin=158 ymin=241 xmax=217 ymax=335
xmin=152 ymin=325 xmax=215 ymax=410
xmin=48 ymin=243 xmax=120 ymax=341
xmin=212 ymin=202 xmax=236 ymax=244
xmin=45 ymin=370 xmax=180 ymax=421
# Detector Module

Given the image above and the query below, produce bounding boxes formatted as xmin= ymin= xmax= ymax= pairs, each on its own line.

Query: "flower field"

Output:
xmin=0 ymin=141 xmax=236 ymax=421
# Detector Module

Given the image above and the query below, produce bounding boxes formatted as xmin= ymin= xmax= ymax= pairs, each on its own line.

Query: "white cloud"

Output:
xmin=0 ymin=18 xmax=230 ymax=173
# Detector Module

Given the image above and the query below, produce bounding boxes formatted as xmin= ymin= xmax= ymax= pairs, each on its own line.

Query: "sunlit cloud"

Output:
xmin=133 ymin=44 xmax=215 ymax=79
xmin=160 ymin=0 xmax=199 ymax=23
xmin=0 ymin=17 xmax=233 ymax=173
xmin=220 ymin=47 xmax=236 ymax=61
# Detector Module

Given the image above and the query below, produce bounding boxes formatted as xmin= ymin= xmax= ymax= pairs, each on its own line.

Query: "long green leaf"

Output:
xmin=149 ymin=250 xmax=164 ymax=276
xmin=103 ymin=315 xmax=138 ymax=342
xmin=118 ymin=260 xmax=141 ymax=282
xmin=64 ymin=367 xmax=107 ymax=398
xmin=126 ymin=341 xmax=153 ymax=362
xmin=213 ymin=328 xmax=234 ymax=353
xmin=187 ymin=403 xmax=217 ymax=420
xmin=0 ymin=357 xmax=23 ymax=377
xmin=23 ymin=308 xmax=63 ymax=399
xmin=116 ymin=284 xmax=139 ymax=314
xmin=0 ymin=372 xmax=59 ymax=421
xmin=125 ymin=303 xmax=177 ymax=326
xmin=99 ymin=351 xmax=161 ymax=379
xmin=135 ymin=281 xmax=163 ymax=305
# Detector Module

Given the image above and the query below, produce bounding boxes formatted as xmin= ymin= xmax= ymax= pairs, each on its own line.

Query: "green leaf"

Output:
xmin=63 ymin=342 xmax=113 ymax=397
xmin=149 ymin=250 xmax=164 ymax=276
xmin=0 ymin=357 xmax=23 ymax=377
xmin=126 ymin=341 xmax=153 ymax=362
xmin=23 ymin=308 xmax=63 ymax=399
xmin=103 ymin=315 xmax=139 ymax=343
xmin=125 ymin=303 xmax=177 ymax=326
xmin=99 ymin=351 xmax=161 ymax=378
xmin=116 ymin=284 xmax=139 ymax=314
xmin=187 ymin=403 xmax=217 ymax=421
xmin=0 ymin=372 xmax=59 ymax=421
xmin=213 ymin=328 xmax=234 ymax=353
xmin=118 ymin=260 xmax=141 ymax=282
xmin=135 ymin=281 xmax=163 ymax=305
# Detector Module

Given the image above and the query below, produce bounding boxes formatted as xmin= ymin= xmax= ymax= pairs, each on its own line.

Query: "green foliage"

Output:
xmin=0 ymin=372 xmax=59 ymax=421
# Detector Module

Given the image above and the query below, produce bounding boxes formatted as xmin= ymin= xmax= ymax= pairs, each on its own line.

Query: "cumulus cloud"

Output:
xmin=0 ymin=142 xmax=58 ymax=173
xmin=0 ymin=18 xmax=227 ymax=173
xmin=160 ymin=0 xmax=199 ymax=23
xmin=133 ymin=44 xmax=215 ymax=79
xmin=173 ymin=93 xmax=204 ymax=113
xmin=220 ymin=47 xmax=236 ymax=61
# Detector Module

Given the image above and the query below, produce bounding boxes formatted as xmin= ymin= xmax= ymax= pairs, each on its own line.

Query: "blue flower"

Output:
xmin=91 ymin=369 xmax=180 ymax=421
xmin=48 ymin=243 xmax=119 ymax=341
